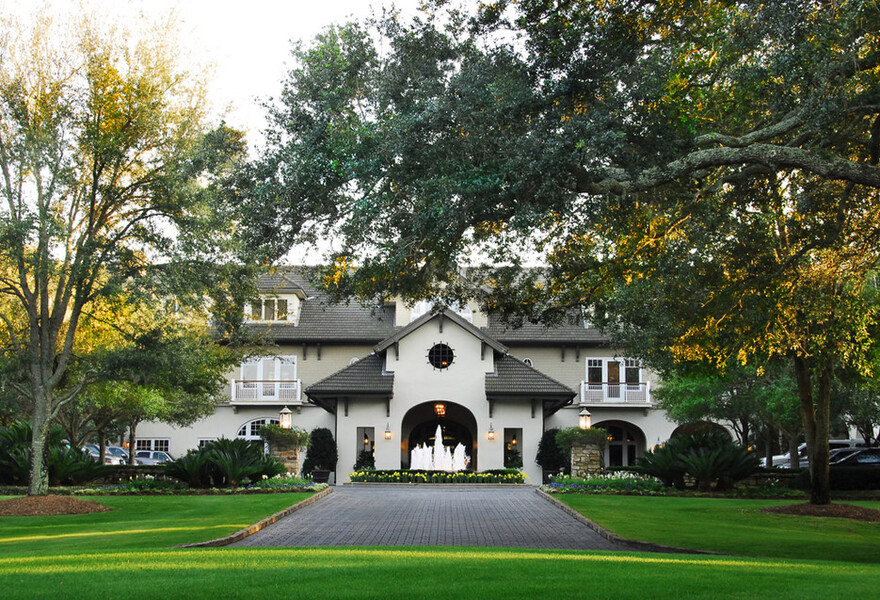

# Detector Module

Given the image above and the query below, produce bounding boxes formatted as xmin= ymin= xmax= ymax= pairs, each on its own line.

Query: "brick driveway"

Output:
xmin=228 ymin=485 xmax=626 ymax=550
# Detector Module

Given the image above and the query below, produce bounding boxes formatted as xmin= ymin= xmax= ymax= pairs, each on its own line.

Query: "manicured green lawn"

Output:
xmin=1 ymin=493 xmax=879 ymax=599
xmin=1 ymin=546 xmax=878 ymax=599
xmin=555 ymin=495 xmax=880 ymax=562
xmin=0 ymin=493 xmax=313 ymax=555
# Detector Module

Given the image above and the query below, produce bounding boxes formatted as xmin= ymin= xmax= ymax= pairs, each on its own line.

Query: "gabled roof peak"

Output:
xmin=374 ymin=307 xmax=507 ymax=355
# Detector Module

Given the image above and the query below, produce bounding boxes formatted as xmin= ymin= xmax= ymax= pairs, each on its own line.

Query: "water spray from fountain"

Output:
xmin=410 ymin=425 xmax=470 ymax=471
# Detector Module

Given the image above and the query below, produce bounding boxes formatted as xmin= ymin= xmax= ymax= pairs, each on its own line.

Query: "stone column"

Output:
xmin=570 ymin=441 xmax=603 ymax=478
xmin=269 ymin=443 xmax=301 ymax=475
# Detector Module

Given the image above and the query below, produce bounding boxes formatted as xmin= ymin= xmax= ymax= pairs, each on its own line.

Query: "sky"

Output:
xmin=11 ymin=0 xmax=425 ymax=150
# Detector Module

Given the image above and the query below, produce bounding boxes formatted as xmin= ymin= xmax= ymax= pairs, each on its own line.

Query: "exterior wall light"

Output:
xmin=578 ymin=408 xmax=592 ymax=430
xmin=488 ymin=424 xmax=495 ymax=441
xmin=279 ymin=406 xmax=293 ymax=430
xmin=384 ymin=423 xmax=392 ymax=440
xmin=434 ymin=402 xmax=446 ymax=417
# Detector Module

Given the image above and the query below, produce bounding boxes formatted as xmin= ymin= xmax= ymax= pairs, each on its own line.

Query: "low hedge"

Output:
xmin=349 ymin=469 xmax=526 ymax=484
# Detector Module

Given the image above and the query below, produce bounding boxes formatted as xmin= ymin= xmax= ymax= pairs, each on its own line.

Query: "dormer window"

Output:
xmin=248 ymin=296 xmax=299 ymax=322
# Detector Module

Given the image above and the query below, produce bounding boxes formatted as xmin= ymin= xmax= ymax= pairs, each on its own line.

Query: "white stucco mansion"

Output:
xmin=138 ymin=269 xmax=677 ymax=483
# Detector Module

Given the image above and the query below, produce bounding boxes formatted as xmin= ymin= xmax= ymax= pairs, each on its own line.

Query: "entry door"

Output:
xmin=607 ymin=361 xmax=620 ymax=398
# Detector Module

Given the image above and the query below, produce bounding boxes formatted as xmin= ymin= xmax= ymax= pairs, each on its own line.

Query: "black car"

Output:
xmin=829 ymin=448 xmax=880 ymax=466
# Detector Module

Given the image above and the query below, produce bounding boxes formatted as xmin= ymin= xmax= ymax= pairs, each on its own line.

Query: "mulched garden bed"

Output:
xmin=761 ymin=502 xmax=880 ymax=522
xmin=0 ymin=495 xmax=111 ymax=517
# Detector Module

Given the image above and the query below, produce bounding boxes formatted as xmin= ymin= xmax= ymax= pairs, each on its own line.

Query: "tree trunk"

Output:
xmin=98 ymin=429 xmax=107 ymax=464
xmin=794 ymin=355 xmax=832 ymax=505
xmin=127 ymin=420 xmax=139 ymax=465
xmin=27 ymin=397 xmax=51 ymax=496
xmin=788 ymin=437 xmax=801 ymax=470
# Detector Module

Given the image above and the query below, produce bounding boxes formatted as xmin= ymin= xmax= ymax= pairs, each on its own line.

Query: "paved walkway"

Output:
xmin=229 ymin=486 xmax=626 ymax=550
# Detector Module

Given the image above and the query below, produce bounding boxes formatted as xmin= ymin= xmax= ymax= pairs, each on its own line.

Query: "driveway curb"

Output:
xmin=178 ymin=486 xmax=333 ymax=548
xmin=535 ymin=489 xmax=719 ymax=555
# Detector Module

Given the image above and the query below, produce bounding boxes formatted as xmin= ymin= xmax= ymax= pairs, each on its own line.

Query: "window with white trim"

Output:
xmin=136 ymin=438 xmax=170 ymax=453
xmin=585 ymin=358 xmax=641 ymax=385
xmin=240 ymin=356 xmax=297 ymax=382
xmin=237 ymin=418 xmax=280 ymax=440
xmin=198 ymin=438 xmax=217 ymax=448
xmin=587 ymin=359 xmax=603 ymax=384
xmin=247 ymin=296 xmax=299 ymax=322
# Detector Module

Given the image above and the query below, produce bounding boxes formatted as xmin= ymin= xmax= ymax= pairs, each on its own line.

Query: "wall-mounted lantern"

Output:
xmin=487 ymin=423 xmax=495 ymax=441
xmin=384 ymin=423 xmax=392 ymax=440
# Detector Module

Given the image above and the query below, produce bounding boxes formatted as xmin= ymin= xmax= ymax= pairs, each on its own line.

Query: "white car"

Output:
xmin=82 ymin=446 xmax=124 ymax=465
xmin=135 ymin=450 xmax=174 ymax=464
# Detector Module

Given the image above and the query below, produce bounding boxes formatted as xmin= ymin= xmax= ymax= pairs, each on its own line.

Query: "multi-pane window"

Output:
xmin=587 ymin=359 xmax=603 ymax=384
xmin=237 ymin=418 xmax=280 ymax=440
xmin=249 ymin=298 xmax=290 ymax=321
xmin=585 ymin=358 xmax=641 ymax=384
xmin=136 ymin=438 xmax=170 ymax=452
xmin=625 ymin=359 xmax=641 ymax=387
xmin=240 ymin=356 xmax=297 ymax=382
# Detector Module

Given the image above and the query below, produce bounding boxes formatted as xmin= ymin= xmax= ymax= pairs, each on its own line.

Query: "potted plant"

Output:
xmin=301 ymin=427 xmax=338 ymax=483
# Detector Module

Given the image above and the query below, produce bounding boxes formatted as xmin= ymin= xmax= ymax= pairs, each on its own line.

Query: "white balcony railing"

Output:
xmin=579 ymin=381 xmax=651 ymax=405
xmin=231 ymin=379 xmax=302 ymax=404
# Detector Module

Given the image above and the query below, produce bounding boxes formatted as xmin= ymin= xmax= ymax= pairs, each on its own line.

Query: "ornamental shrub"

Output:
xmin=0 ymin=420 xmax=106 ymax=486
xmin=555 ymin=427 xmax=608 ymax=450
xmin=163 ymin=438 xmax=285 ymax=488
xmin=163 ymin=449 xmax=212 ymax=487
xmin=536 ymin=428 xmax=570 ymax=474
xmin=302 ymin=427 xmax=338 ymax=474
xmin=637 ymin=431 xmax=758 ymax=491
xmin=353 ymin=449 xmax=375 ymax=470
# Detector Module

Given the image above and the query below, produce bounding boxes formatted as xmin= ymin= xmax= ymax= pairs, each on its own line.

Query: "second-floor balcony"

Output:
xmin=579 ymin=381 xmax=651 ymax=405
xmin=231 ymin=379 xmax=302 ymax=404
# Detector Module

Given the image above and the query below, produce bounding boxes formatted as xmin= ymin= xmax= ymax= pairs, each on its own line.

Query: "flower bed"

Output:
xmin=71 ymin=473 xmax=328 ymax=495
xmin=349 ymin=469 xmax=527 ymax=484
xmin=541 ymin=472 xmax=806 ymax=498
xmin=542 ymin=472 xmax=666 ymax=495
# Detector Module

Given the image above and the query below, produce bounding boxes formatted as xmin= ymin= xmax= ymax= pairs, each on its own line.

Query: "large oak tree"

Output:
xmin=0 ymin=10 xmax=251 ymax=495
xmin=248 ymin=0 xmax=880 ymax=503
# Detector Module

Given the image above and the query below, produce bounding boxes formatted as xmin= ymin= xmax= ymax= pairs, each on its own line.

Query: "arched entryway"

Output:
xmin=594 ymin=420 xmax=646 ymax=468
xmin=401 ymin=401 xmax=478 ymax=470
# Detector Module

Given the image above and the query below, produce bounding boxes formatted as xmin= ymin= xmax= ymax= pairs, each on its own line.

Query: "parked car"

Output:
xmin=82 ymin=446 xmax=124 ymax=465
xmin=106 ymin=445 xmax=130 ymax=462
xmin=828 ymin=448 xmax=864 ymax=464
xmin=829 ymin=448 xmax=880 ymax=467
xmin=772 ymin=439 xmax=868 ymax=468
xmin=135 ymin=450 xmax=174 ymax=464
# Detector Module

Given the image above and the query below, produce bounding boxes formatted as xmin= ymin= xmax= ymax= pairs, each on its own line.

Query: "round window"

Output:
xmin=428 ymin=343 xmax=454 ymax=369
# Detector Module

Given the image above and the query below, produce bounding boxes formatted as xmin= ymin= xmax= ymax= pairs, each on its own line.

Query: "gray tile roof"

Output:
xmin=255 ymin=268 xmax=396 ymax=343
xmin=486 ymin=355 xmax=576 ymax=398
xmin=305 ymin=354 xmax=393 ymax=397
xmin=484 ymin=314 xmax=609 ymax=345
xmin=254 ymin=267 xmax=609 ymax=345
